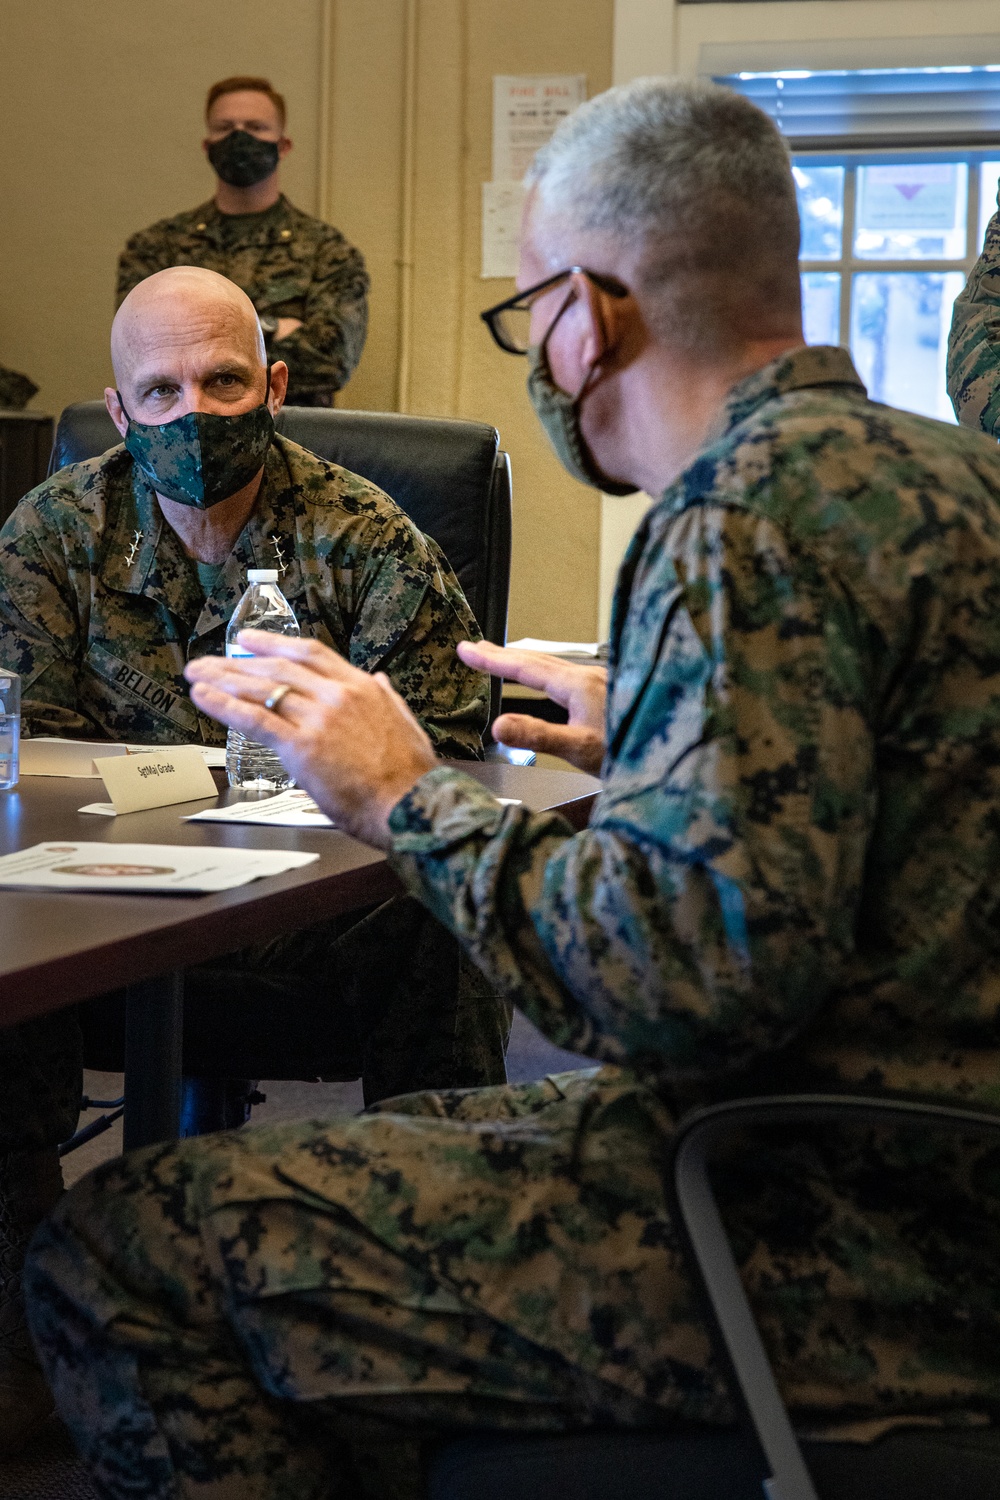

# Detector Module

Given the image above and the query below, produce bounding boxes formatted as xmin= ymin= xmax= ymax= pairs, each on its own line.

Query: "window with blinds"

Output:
xmin=717 ymin=66 xmax=1000 ymax=152
xmin=715 ymin=68 xmax=1000 ymax=421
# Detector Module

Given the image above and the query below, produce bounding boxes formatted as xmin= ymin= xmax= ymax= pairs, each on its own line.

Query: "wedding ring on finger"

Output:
xmin=264 ymin=684 xmax=292 ymax=714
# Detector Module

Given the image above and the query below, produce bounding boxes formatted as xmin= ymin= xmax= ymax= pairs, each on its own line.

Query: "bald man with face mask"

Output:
xmin=0 ymin=267 xmax=502 ymax=1453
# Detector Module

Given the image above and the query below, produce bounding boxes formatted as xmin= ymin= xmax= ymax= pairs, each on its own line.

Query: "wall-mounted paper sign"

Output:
xmin=94 ymin=746 xmax=217 ymax=814
xmin=492 ymin=75 xmax=587 ymax=184
xmin=857 ymin=164 xmax=960 ymax=231
xmin=482 ymin=181 xmax=528 ymax=278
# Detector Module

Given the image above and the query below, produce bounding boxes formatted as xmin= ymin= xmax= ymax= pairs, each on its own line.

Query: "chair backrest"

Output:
xmin=671 ymin=1093 xmax=1000 ymax=1500
xmin=48 ymin=403 xmax=512 ymax=656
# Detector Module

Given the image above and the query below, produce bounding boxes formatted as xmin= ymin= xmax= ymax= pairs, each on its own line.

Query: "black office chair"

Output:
xmin=49 ymin=402 xmax=513 ymax=1136
xmin=49 ymin=401 xmax=512 ymax=717
xmin=429 ymin=1094 xmax=1000 ymax=1500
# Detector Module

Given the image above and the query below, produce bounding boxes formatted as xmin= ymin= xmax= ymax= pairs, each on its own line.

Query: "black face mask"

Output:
xmin=118 ymin=371 xmax=274 ymax=509
xmin=207 ymin=130 xmax=280 ymax=188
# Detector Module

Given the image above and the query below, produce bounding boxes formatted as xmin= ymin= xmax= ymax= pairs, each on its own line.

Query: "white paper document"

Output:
xmin=186 ymin=788 xmax=337 ymax=829
xmin=507 ymin=638 xmax=603 ymax=658
xmin=22 ymin=738 xmax=227 ymax=778
xmin=0 ymin=842 xmax=318 ymax=894
xmin=481 ymin=181 xmax=527 ymax=278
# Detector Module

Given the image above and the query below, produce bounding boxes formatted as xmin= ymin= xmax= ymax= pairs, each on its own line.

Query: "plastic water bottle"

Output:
xmin=0 ymin=671 xmax=19 ymax=791
xmin=225 ymin=569 xmax=299 ymax=791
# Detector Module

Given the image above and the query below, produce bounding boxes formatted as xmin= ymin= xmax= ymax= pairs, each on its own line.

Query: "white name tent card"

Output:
xmin=21 ymin=737 xmax=227 ymax=778
xmin=94 ymin=747 xmax=217 ymax=815
xmin=0 ymin=842 xmax=318 ymax=895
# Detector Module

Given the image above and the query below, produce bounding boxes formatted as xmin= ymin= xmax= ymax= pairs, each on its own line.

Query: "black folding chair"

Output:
xmin=430 ymin=1094 xmax=1000 ymax=1499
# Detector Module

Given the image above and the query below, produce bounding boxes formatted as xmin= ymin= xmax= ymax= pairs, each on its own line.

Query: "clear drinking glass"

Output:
xmin=0 ymin=672 xmax=19 ymax=791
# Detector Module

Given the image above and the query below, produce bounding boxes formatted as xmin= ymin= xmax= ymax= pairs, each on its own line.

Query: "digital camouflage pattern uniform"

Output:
xmin=116 ymin=197 xmax=368 ymax=404
xmin=0 ymin=362 xmax=37 ymax=411
xmin=0 ymin=433 xmax=498 ymax=1148
xmin=948 ymin=176 xmax=1000 ymax=433
xmin=26 ymin=347 xmax=1000 ymax=1499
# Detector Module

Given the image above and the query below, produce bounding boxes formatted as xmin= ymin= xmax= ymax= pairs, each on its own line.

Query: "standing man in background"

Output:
xmin=117 ymin=76 xmax=368 ymax=406
xmin=948 ymin=173 xmax=1000 ymax=433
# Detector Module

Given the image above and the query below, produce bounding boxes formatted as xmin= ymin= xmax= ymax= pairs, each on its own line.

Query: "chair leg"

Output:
xmin=178 ymin=1079 xmax=264 ymax=1137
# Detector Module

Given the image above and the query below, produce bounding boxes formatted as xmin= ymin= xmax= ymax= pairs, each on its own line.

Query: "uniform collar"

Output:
xmin=101 ymin=440 xmax=305 ymax=641
xmin=190 ymin=195 xmax=296 ymax=247
xmin=706 ymin=344 xmax=866 ymax=447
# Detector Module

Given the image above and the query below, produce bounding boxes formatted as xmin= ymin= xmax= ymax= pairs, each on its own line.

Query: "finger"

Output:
xmin=185 ymin=654 xmax=338 ymax=708
xmin=188 ymin=681 xmax=293 ymax=748
xmin=457 ymin=640 xmax=585 ymax=699
xmin=234 ymin=631 xmax=361 ymax=683
xmin=492 ymin=714 xmax=595 ymax=758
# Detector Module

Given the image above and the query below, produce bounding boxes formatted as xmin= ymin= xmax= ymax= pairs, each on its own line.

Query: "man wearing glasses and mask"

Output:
xmin=117 ymin=75 xmax=368 ymax=407
xmin=27 ymin=80 xmax=1000 ymax=1499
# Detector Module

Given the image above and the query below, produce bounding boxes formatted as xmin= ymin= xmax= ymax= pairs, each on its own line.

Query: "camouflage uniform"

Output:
xmin=117 ymin=197 xmax=368 ymax=404
xmin=0 ymin=363 xmax=37 ymax=411
xmin=0 ymin=433 xmax=498 ymax=1144
xmin=948 ymin=176 xmax=1000 ymax=432
xmin=26 ymin=347 xmax=1000 ymax=1498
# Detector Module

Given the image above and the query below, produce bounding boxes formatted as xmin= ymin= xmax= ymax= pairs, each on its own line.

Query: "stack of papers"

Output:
xmin=21 ymin=738 xmax=227 ymax=778
xmin=0 ymin=842 xmax=318 ymax=894
xmin=184 ymin=789 xmax=522 ymax=829
xmin=507 ymin=638 xmax=607 ymax=660
xmin=186 ymin=788 xmax=336 ymax=829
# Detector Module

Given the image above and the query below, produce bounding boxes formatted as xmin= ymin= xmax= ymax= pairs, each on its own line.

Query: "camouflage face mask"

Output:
xmin=207 ymin=130 xmax=280 ymax=188
xmin=526 ymin=341 xmax=638 ymax=497
xmin=119 ymin=386 xmax=275 ymax=508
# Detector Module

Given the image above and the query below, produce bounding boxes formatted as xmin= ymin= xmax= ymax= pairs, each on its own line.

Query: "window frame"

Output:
xmin=796 ymin=148 xmax=996 ymax=349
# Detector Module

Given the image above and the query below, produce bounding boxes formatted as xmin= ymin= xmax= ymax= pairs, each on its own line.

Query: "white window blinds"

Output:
xmin=716 ymin=68 xmax=1000 ymax=153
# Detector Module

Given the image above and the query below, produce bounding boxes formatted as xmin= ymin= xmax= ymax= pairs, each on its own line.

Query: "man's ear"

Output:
xmin=267 ymin=361 xmax=289 ymax=415
xmin=278 ymin=135 xmax=292 ymax=161
xmin=105 ymin=388 xmax=129 ymax=440
xmin=568 ymin=270 xmax=615 ymax=371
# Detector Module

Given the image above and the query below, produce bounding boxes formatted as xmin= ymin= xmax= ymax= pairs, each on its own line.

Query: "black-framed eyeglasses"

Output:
xmin=480 ymin=267 xmax=629 ymax=355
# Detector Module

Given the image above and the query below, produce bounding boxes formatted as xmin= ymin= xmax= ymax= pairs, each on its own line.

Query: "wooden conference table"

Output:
xmin=0 ymin=762 xmax=600 ymax=1149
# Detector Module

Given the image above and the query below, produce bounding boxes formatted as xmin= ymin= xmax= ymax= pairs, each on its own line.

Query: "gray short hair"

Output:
xmin=528 ymin=77 xmax=801 ymax=350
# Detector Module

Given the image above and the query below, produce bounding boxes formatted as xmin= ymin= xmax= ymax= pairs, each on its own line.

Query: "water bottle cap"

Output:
xmin=247 ymin=569 xmax=279 ymax=583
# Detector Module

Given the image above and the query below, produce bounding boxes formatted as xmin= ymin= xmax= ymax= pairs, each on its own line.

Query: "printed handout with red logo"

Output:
xmin=0 ymin=842 xmax=317 ymax=894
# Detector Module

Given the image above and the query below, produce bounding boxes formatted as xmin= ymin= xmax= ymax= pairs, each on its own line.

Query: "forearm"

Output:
xmin=276 ymin=277 xmax=369 ymax=394
xmin=388 ymin=768 xmax=840 ymax=1080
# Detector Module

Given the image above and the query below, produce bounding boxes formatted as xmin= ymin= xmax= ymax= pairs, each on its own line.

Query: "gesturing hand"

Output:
xmin=184 ymin=632 xmax=437 ymax=849
xmin=457 ymin=640 xmax=607 ymax=777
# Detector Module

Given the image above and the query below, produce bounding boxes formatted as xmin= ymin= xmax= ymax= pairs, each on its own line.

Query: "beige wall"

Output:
xmin=0 ymin=0 xmax=325 ymax=419
xmin=327 ymin=0 xmax=615 ymax=641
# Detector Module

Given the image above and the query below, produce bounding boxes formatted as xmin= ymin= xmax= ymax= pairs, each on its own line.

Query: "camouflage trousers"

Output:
xmin=25 ymin=1067 xmax=1000 ymax=1498
xmin=26 ymin=1070 xmax=722 ymax=1500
